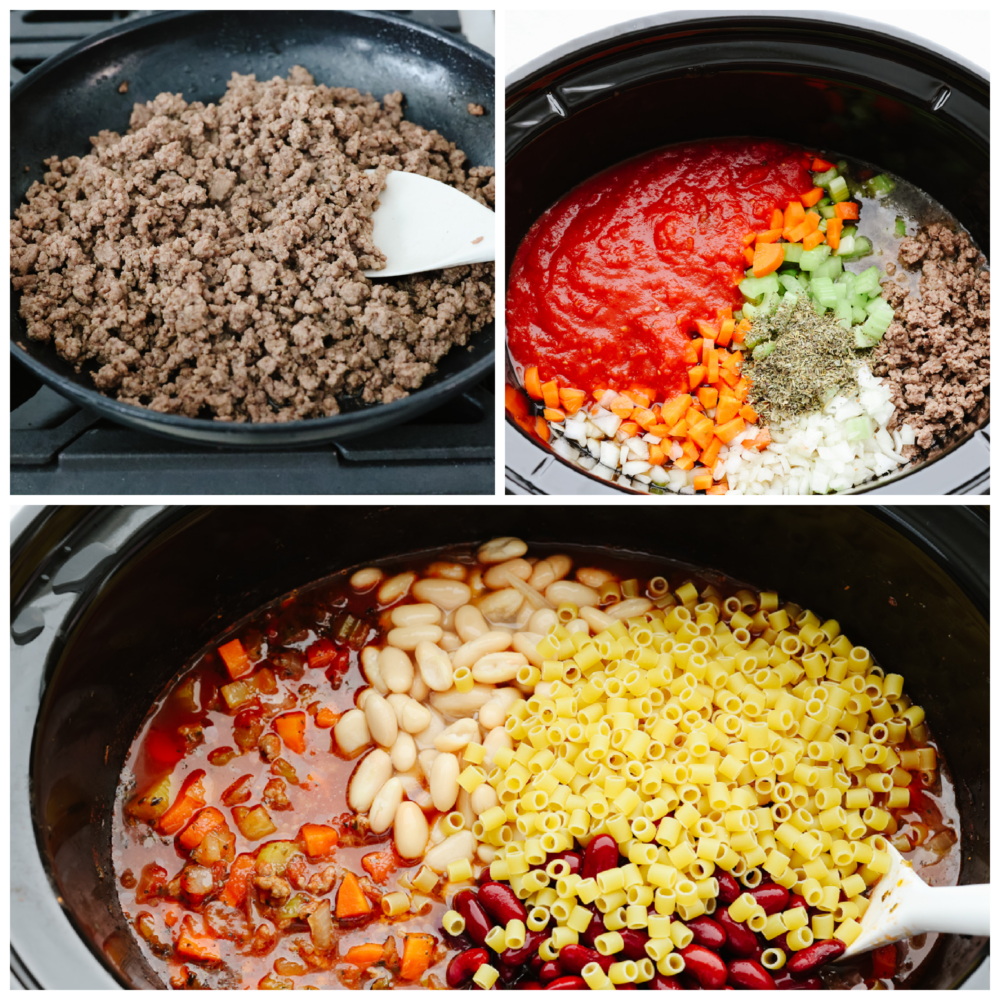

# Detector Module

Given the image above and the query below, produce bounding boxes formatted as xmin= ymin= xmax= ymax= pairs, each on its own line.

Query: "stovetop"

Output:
xmin=10 ymin=9 xmax=494 ymax=496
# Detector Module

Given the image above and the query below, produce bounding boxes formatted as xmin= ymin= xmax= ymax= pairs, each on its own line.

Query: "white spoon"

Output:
xmin=840 ymin=841 xmax=990 ymax=959
xmin=361 ymin=170 xmax=495 ymax=278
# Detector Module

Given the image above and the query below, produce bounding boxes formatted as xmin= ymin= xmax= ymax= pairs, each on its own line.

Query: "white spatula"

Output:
xmin=361 ymin=170 xmax=495 ymax=278
xmin=840 ymin=841 xmax=990 ymax=959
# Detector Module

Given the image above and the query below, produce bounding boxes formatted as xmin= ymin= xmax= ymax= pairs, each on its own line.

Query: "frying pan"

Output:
xmin=9 ymin=10 xmax=494 ymax=448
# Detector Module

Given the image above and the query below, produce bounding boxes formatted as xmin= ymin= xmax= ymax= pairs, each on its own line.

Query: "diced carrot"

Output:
xmin=801 ymin=211 xmax=821 ymax=235
xmin=524 ymin=366 xmax=543 ymax=401
xmin=610 ymin=398 xmax=635 ymax=419
xmin=680 ymin=441 xmax=700 ymax=461
xmin=345 ymin=943 xmax=386 ymax=968
xmin=700 ymin=437 xmax=722 ymax=470
xmin=541 ymin=380 xmax=560 ymax=410
xmin=315 ymin=706 xmax=339 ymax=728
xmin=159 ymin=773 xmax=207 ymax=836
xmin=783 ymin=222 xmax=807 ymax=243
xmin=693 ymin=472 xmax=713 ymax=492
xmin=718 ymin=366 xmax=740 ymax=388
xmin=683 ymin=339 xmax=699 ymax=364
xmin=218 ymin=639 xmax=251 ymax=680
xmin=618 ymin=421 xmax=639 ymax=438
xmin=690 ymin=337 xmax=704 ymax=360
xmin=784 ymin=201 xmax=806 ymax=229
xmin=659 ymin=393 xmax=691 ymax=427
xmin=800 ymin=186 xmax=824 ymax=208
xmin=336 ymin=871 xmax=373 ymax=919
xmin=178 ymin=807 xmax=225 ymax=851
xmin=300 ymin=823 xmax=339 ymax=858
xmin=674 ymin=455 xmax=696 ymax=471
xmin=720 ymin=348 xmax=742 ymax=370
xmin=731 ymin=319 xmax=750 ymax=345
xmin=558 ymin=388 xmax=587 ymax=415
xmin=687 ymin=418 xmax=714 ymax=451
xmin=361 ymin=848 xmax=399 ymax=885
xmin=739 ymin=404 xmax=760 ymax=424
xmin=632 ymin=407 xmax=658 ymax=431
xmin=220 ymin=853 xmax=256 ymax=908
xmin=646 ymin=424 xmax=670 ymax=439
xmin=743 ymin=246 xmax=755 ymax=266
xmin=742 ymin=231 xmax=757 ymax=246
xmin=770 ymin=208 xmax=784 ymax=230
xmin=688 ymin=365 xmax=707 ymax=390
xmin=802 ymin=230 xmax=825 ymax=252
xmin=706 ymin=479 xmax=730 ymax=495
xmin=400 ymin=934 xmax=436 ymax=982
xmin=694 ymin=318 xmax=718 ymax=339
xmin=622 ymin=388 xmax=651 ymax=408
xmin=812 ymin=156 xmax=835 ymax=172
xmin=752 ymin=243 xmax=783 ymax=278
xmin=274 ymin=711 xmax=307 ymax=754
xmin=826 ymin=217 xmax=843 ymax=251
xmin=748 ymin=426 xmax=772 ymax=451
xmin=592 ymin=383 xmax=608 ymax=399
xmin=164 ymin=909 xmax=179 ymax=928
xmin=706 ymin=349 xmax=720 ymax=384
xmin=175 ymin=917 xmax=220 ymax=964
xmin=754 ymin=228 xmax=782 ymax=244
xmin=696 ymin=386 xmax=718 ymax=409
xmin=715 ymin=391 xmax=741 ymax=425
xmin=534 ymin=416 xmax=550 ymax=442
xmin=543 ymin=407 xmax=565 ymax=422
xmin=834 ymin=201 xmax=859 ymax=220
xmin=647 ymin=444 xmax=667 ymax=466
xmin=714 ymin=417 xmax=746 ymax=444
xmin=734 ymin=377 xmax=751 ymax=401
xmin=668 ymin=420 xmax=688 ymax=439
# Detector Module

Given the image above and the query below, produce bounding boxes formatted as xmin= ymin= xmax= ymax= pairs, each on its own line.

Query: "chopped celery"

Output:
xmin=781 ymin=242 xmax=804 ymax=264
xmin=838 ymin=271 xmax=856 ymax=295
xmin=743 ymin=302 xmax=757 ymax=320
xmin=752 ymin=341 xmax=776 ymax=361
xmin=869 ymin=173 xmax=896 ymax=195
xmin=833 ymin=283 xmax=847 ymax=299
xmin=818 ymin=218 xmax=828 ymax=232
xmin=845 ymin=235 xmax=872 ymax=259
xmin=894 ymin=216 xmax=906 ymax=238
xmin=852 ymin=304 xmax=868 ymax=324
xmin=817 ymin=196 xmax=832 ymax=208
xmin=836 ymin=159 xmax=849 ymax=172
xmin=834 ymin=298 xmax=853 ymax=329
xmin=841 ymin=226 xmax=858 ymax=240
xmin=818 ymin=203 xmax=837 ymax=219
xmin=743 ymin=326 xmax=771 ymax=350
xmin=779 ymin=273 xmax=807 ymax=294
xmin=854 ymin=326 xmax=881 ymax=348
xmin=739 ymin=274 xmax=780 ymax=300
xmin=845 ymin=416 xmax=872 ymax=441
xmin=854 ymin=266 xmax=882 ymax=297
xmin=834 ymin=234 xmax=855 ymax=257
xmin=829 ymin=176 xmax=850 ymax=202
xmin=813 ymin=257 xmax=843 ymax=280
xmin=799 ymin=245 xmax=832 ymax=271
xmin=810 ymin=276 xmax=837 ymax=309
xmin=812 ymin=167 xmax=839 ymax=187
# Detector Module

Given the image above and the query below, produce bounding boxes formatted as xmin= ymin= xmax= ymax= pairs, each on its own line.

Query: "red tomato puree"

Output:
xmin=507 ymin=138 xmax=814 ymax=399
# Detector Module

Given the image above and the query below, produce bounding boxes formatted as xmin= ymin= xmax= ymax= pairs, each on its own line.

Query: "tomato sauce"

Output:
xmin=507 ymin=138 xmax=814 ymax=399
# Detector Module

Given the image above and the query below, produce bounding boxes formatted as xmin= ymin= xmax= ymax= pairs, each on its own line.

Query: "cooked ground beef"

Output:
xmin=10 ymin=67 xmax=495 ymax=421
xmin=467 ymin=103 xmax=485 ymax=116
xmin=872 ymin=223 xmax=989 ymax=459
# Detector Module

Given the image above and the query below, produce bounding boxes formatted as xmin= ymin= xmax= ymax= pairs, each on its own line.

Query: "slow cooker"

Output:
xmin=10 ymin=505 xmax=989 ymax=988
xmin=504 ymin=12 xmax=989 ymax=495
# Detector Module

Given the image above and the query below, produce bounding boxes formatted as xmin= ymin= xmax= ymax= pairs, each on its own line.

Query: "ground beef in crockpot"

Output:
xmin=10 ymin=67 xmax=495 ymax=422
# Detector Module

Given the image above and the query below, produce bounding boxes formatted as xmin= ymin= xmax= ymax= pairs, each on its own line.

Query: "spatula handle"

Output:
xmin=912 ymin=883 xmax=991 ymax=938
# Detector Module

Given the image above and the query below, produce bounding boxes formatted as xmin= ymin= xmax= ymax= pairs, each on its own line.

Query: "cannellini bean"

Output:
xmin=429 ymin=684 xmax=494 ymax=719
xmin=512 ymin=630 xmax=545 ymax=667
xmin=387 ymin=694 xmax=431 ymax=734
xmin=455 ymin=605 xmax=489 ymax=643
xmin=478 ymin=697 xmax=508 ymax=731
xmin=482 ymin=726 xmax=513 ymax=768
xmin=468 ymin=569 xmax=485 ymax=596
xmin=378 ymin=646 xmax=414 ymax=694
xmin=396 ymin=769 xmax=432 ymax=808
xmin=391 ymin=732 xmax=418 ymax=772
xmin=334 ymin=709 xmax=372 ymax=755
xmin=452 ymin=631 xmax=512 ymax=669
xmin=457 ymin=787 xmax=475 ymax=830
xmin=356 ymin=687 xmax=374 ymax=711
xmin=361 ymin=646 xmax=388 ymax=695
xmin=477 ymin=843 xmax=497 ymax=864
xmin=565 ymin=617 xmax=590 ymax=635
xmin=434 ymin=718 xmax=479 ymax=752
xmin=439 ymin=632 xmax=462 ymax=653
xmin=351 ymin=567 xmax=384 ymax=591
xmin=608 ymin=597 xmax=654 ymax=619
xmin=470 ymin=782 xmax=498 ymax=815
xmin=576 ymin=567 xmax=614 ymax=588
xmin=413 ymin=708 xmax=447 ymax=749
xmin=483 ymin=558 xmax=532 ymax=590
xmin=546 ymin=579 xmax=600 ymax=607
xmin=369 ymin=777 xmax=403 ymax=833
xmin=417 ymin=748 xmax=440 ymax=780
xmin=534 ymin=681 xmax=554 ymax=699
xmin=527 ymin=608 xmax=559 ymax=635
xmin=348 ymin=749 xmax=393 ymax=812
xmin=394 ymin=801 xmax=430 ymax=859
xmin=387 ymin=624 xmax=443 ymax=651
xmin=364 ymin=691 xmax=399 ymax=748
xmin=472 ymin=651 xmax=527 ymax=684
xmin=476 ymin=588 xmax=525 ymax=623
xmin=415 ymin=640 xmax=454 ymax=692
xmin=477 ymin=537 xmax=528 ymax=564
xmin=424 ymin=829 xmax=476 ymax=873
xmin=390 ymin=603 xmax=442 ymax=628
xmin=441 ymin=608 xmax=456 ymax=631
xmin=409 ymin=673 xmax=430 ymax=703
xmin=547 ymin=554 xmax=573 ymax=582
xmin=378 ymin=572 xmax=416 ymax=605
xmin=528 ymin=558 xmax=556 ymax=590
xmin=428 ymin=816 xmax=447 ymax=846
xmin=425 ymin=561 xmax=468 ymax=581
xmin=412 ymin=578 xmax=473 ymax=611
xmin=580 ymin=605 xmax=616 ymax=632
xmin=494 ymin=687 xmax=525 ymax=711
xmin=430 ymin=752 xmax=460 ymax=811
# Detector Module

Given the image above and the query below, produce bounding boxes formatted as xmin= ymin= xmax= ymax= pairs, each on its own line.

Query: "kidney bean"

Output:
xmin=539 ymin=961 xmax=563 ymax=983
xmin=787 ymin=895 xmax=809 ymax=910
xmin=446 ymin=947 xmax=490 ymax=987
xmin=679 ymin=944 xmax=728 ymax=989
xmin=727 ymin=959 xmax=776 ymax=990
xmin=545 ymin=976 xmax=586 ymax=990
xmin=717 ymin=908 xmax=758 ymax=957
xmin=557 ymin=944 xmax=602 ymax=976
xmin=748 ymin=883 xmax=789 ymax=915
xmin=454 ymin=889 xmax=494 ymax=947
xmin=523 ymin=984 xmax=542 ymax=991
xmin=500 ymin=929 xmax=547 ymax=966
xmin=546 ymin=849 xmax=583 ymax=876
xmin=582 ymin=909 xmax=606 ymax=949
xmin=581 ymin=833 xmax=620 ymax=880
xmin=773 ymin=970 xmax=823 ymax=990
xmin=650 ymin=973 xmax=686 ymax=990
xmin=715 ymin=871 xmax=741 ymax=906
xmin=685 ymin=916 xmax=727 ymax=951
xmin=478 ymin=881 xmax=529 ymax=925
xmin=619 ymin=929 xmax=651 ymax=961
xmin=529 ymin=953 xmax=546 ymax=975
xmin=771 ymin=932 xmax=789 ymax=955
xmin=787 ymin=939 xmax=846 ymax=978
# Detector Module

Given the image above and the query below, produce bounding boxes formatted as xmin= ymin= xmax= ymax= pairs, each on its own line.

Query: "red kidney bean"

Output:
xmin=478 ymin=881 xmax=529 ymax=925
xmin=500 ymin=929 xmax=547 ymax=966
xmin=582 ymin=909 xmax=606 ymax=949
xmin=446 ymin=947 xmax=490 ymax=987
xmin=727 ymin=959 xmax=776 ymax=990
xmin=619 ymin=929 xmax=651 ymax=961
xmin=773 ymin=970 xmax=823 ymax=990
xmin=556 ymin=944 xmax=602 ymax=976
xmin=717 ymin=908 xmax=758 ymax=957
xmin=454 ymin=889 xmax=494 ymax=947
xmin=545 ymin=849 xmax=583 ymax=876
xmin=771 ymin=932 xmax=789 ymax=955
xmin=523 ymin=984 xmax=542 ymax=991
xmin=581 ymin=833 xmax=620 ymax=880
xmin=617 ymin=985 xmax=638 ymax=990
xmin=650 ymin=973 xmax=686 ymax=990
xmin=529 ymin=953 xmax=546 ymax=975
xmin=545 ymin=976 xmax=586 ymax=990
xmin=748 ymin=883 xmax=789 ymax=915
xmin=685 ymin=916 xmax=727 ymax=952
xmin=539 ymin=961 xmax=562 ymax=983
xmin=787 ymin=939 xmax=846 ymax=978
xmin=679 ymin=944 xmax=728 ymax=989
xmin=715 ymin=871 xmax=741 ymax=906
xmin=787 ymin=895 xmax=809 ymax=910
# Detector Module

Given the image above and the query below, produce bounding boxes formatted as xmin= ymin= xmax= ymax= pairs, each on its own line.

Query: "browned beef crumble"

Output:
xmin=467 ymin=103 xmax=485 ymax=116
xmin=10 ymin=67 xmax=495 ymax=421
xmin=873 ymin=223 xmax=989 ymax=460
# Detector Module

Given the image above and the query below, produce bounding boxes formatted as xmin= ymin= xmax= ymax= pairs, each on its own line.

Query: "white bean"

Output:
xmin=434 ymin=718 xmax=479 ymax=752
xmin=577 ymin=567 xmax=615 ymax=588
xmin=457 ymin=787 xmax=475 ymax=830
xmin=468 ymin=569 xmax=485 ymax=596
xmin=608 ymin=597 xmax=654 ymax=620
xmin=412 ymin=578 xmax=473 ymax=611
xmin=364 ymin=691 xmax=399 ymax=748
xmin=424 ymin=829 xmax=476 ymax=873
xmin=348 ymin=749 xmax=393 ymax=812
xmin=476 ymin=588 xmax=525 ymax=623
xmin=378 ymin=646 xmax=414 ymax=694
xmin=361 ymin=646 xmax=388 ymax=695
xmin=429 ymin=685 xmax=494 ymax=719
xmin=415 ymin=640 xmax=454 ymax=692
xmin=482 ymin=726 xmax=513 ymax=768
xmin=350 ymin=567 xmax=384 ymax=591
xmin=409 ymin=672 xmax=430 ymax=703
xmin=413 ymin=708 xmax=447 ymax=749
xmin=470 ymin=782 xmax=498 ymax=815
xmin=477 ymin=537 xmax=528 ymax=564
xmin=455 ymin=604 xmax=489 ymax=643
xmin=396 ymin=769 xmax=433 ymax=810
xmin=391 ymin=732 xmax=418 ymax=772
xmin=394 ymin=801 xmax=429 ymax=859
xmin=580 ymin=605 xmax=616 ymax=632
xmin=356 ymin=687 xmax=374 ymax=711
xmin=387 ymin=624 xmax=443 ymax=651
xmin=430 ymin=752 xmax=460 ymax=811
xmin=566 ymin=617 xmax=590 ymax=635
xmin=477 ymin=843 xmax=497 ymax=864
xmin=439 ymin=631 xmax=462 ymax=653
xmin=548 ymin=554 xmax=573 ymax=581
xmin=425 ymin=561 xmax=468 ymax=581
xmin=528 ymin=559 xmax=556 ymax=590
xmin=472 ymin=651 xmax=527 ymax=684
xmin=546 ymin=580 xmax=600 ymax=607
xmin=378 ymin=572 xmax=416 ymax=605
xmin=527 ymin=608 xmax=559 ymax=635
xmin=390 ymin=603 xmax=442 ymax=628
xmin=441 ymin=608 xmax=456 ymax=631
xmin=369 ymin=777 xmax=403 ymax=833
xmin=512 ymin=630 xmax=545 ymax=667
xmin=452 ymin=631 xmax=512 ymax=669
xmin=478 ymin=697 xmax=508 ymax=731
xmin=483 ymin=558 xmax=533 ymax=590
xmin=417 ymin=748 xmax=440 ymax=780
xmin=334 ymin=709 xmax=371 ymax=755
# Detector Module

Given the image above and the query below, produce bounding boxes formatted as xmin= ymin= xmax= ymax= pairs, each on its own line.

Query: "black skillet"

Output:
xmin=9 ymin=10 xmax=495 ymax=448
